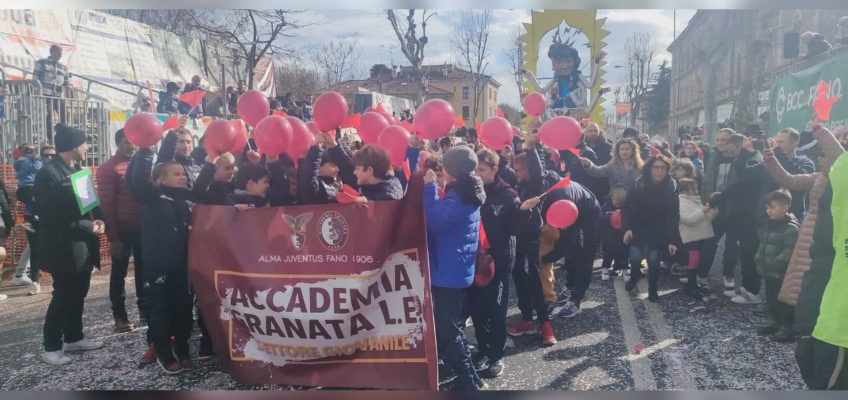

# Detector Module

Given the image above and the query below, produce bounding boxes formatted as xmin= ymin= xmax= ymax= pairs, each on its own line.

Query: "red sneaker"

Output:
xmin=507 ymin=319 xmax=538 ymax=336
xmin=139 ymin=345 xmax=156 ymax=365
xmin=541 ymin=321 xmax=557 ymax=346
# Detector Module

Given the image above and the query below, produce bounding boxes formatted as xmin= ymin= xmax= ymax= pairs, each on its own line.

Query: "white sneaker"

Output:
xmin=10 ymin=276 xmax=33 ymax=286
xmin=723 ymin=289 xmax=739 ymax=298
xmin=63 ymin=338 xmax=104 ymax=352
xmin=601 ymin=269 xmax=610 ymax=281
xmin=679 ymin=277 xmax=689 ymax=284
xmin=28 ymin=282 xmax=41 ymax=295
xmin=0 ymin=294 xmax=7 ymax=301
xmin=41 ymin=350 xmax=72 ymax=365
xmin=730 ymin=289 xmax=763 ymax=305
xmin=723 ymin=276 xmax=735 ymax=289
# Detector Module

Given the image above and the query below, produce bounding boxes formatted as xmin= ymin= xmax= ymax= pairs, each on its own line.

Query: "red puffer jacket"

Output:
xmin=96 ymin=153 xmax=140 ymax=242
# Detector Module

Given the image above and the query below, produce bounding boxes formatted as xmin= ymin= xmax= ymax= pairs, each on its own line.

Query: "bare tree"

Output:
xmin=275 ymin=58 xmax=322 ymax=102
xmin=624 ymin=31 xmax=656 ymax=127
xmin=310 ymin=37 xmax=362 ymax=91
xmin=693 ymin=11 xmax=738 ymax=142
xmin=184 ymin=10 xmax=302 ymax=89
xmin=386 ymin=9 xmax=436 ymax=105
xmin=105 ymin=9 xmax=198 ymax=36
xmin=451 ymin=10 xmax=493 ymax=122
xmin=506 ymin=27 xmax=527 ymax=100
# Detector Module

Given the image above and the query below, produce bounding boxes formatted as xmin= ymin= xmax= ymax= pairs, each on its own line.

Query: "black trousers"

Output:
xmin=109 ymin=230 xmax=145 ymax=320
xmin=723 ymin=222 xmax=761 ymax=294
xmin=602 ymin=230 xmax=628 ymax=271
xmin=145 ymin=268 xmax=194 ymax=361
xmin=796 ymin=336 xmax=848 ymax=389
xmin=513 ymin=238 xmax=550 ymax=322
xmin=469 ymin=241 xmax=514 ymax=363
xmin=764 ymin=276 xmax=794 ymax=328
xmin=433 ymin=286 xmax=480 ymax=390
xmin=43 ymin=269 xmax=92 ymax=352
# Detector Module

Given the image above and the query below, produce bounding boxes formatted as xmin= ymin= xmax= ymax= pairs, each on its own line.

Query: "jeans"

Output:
xmin=629 ymin=245 xmax=661 ymax=296
xmin=542 ymin=221 xmax=601 ymax=307
xmin=15 ymin=218 xmax=40 ymax=282
xmin=513 ymin=238 xmax=550 ymax=322
xmin=43 ymin=269 xmax=92 ymax=352
xmin=469 ymin=241 xmax=513 ymax=363
xmin=110 ymin=230 xmax=145 ymax=320
xmin=145 ymin=268 xmax=194 ymax=361
xmin=432 ymin=286 xmax=480 ymax=390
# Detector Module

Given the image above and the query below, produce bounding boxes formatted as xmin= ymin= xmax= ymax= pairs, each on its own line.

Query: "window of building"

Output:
xmin=462 ymin=86 xmax=469 ymax=100
xmin=462 ymin=106 xmax=470 ymax=120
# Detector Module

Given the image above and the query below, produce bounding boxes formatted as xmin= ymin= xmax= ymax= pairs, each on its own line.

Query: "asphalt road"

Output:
xmin=0 ymin=246 xmax=806 ymax=391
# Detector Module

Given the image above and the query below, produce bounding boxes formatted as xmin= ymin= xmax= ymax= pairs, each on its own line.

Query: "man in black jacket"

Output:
xmin=157 ymin=128 xmax=202 ymax=189
xmin=708 ymin=133 xmax=765 ymax=304
xmin=35 ymin=124 xmax=106 ymax=365
xmin=766 ymin=128 xmax=817 ymax=220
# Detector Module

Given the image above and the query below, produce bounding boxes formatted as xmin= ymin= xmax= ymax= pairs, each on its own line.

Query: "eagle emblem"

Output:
xmin=282 ymin=212 xmax=313 ymax=251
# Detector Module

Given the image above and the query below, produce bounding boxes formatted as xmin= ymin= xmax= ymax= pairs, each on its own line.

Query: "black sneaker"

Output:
xmin=648 ymin=292 xmax=659 ymax=302
xmin=683 ymin=286 xmax=703 ymax=299
xmin=485 ymin=359 xmax=505 ymax=377
xmin=757 ymin=324 xmax=780 ymax=335
xmin=770 ymin=327 xmax=795 ymax=343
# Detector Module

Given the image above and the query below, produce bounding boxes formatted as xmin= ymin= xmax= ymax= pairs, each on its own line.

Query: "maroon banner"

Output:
xmin=188 ymin=176 xmax=437 ymax=389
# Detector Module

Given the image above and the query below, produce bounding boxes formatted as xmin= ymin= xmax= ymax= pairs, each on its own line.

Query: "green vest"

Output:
xmin=813 ymin=154 xmax=848 ymax=348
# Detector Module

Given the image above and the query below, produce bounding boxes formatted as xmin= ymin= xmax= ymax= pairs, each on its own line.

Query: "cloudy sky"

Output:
xmin=287 ymin=9 xmax=696 ymax=111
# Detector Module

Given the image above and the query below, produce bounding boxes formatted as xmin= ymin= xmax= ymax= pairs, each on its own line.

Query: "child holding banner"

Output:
xmin=127 ymin=147 xmax=195 ymax=375
xmin=423 ymin=145 xmax=487 ymax=390
xmin=353 ymin=145 xmax=404 ymax=201
xmin=192 ymin=153 xmax=238 ymax=205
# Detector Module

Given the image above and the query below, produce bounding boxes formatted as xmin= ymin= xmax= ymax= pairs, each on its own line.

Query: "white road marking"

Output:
xmin=612 ymin=278 xmax=657 ymax=390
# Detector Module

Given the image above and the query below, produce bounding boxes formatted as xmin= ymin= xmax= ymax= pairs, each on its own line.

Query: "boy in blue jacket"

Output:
xmin=127 ymin=147 xmax=195 ymax=375
xmin=423 ymin=145 xmax=487 ymax=390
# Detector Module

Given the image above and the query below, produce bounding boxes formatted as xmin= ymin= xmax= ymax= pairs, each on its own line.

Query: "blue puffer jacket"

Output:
xmin=14 ymin=156 xmax=42 ymax=187
xmin=424 ymin=177 xmax=486 ymax=288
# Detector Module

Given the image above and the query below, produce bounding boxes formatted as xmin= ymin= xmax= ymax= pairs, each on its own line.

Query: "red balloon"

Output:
xmin=377 ymin=125 xmax=411 ymax=166
xmin=547 ymin=199 xmax=579 ymax=229
xmin=523 ymin=91 xmax=547 ymax=117
xmin=305 ymin=121 xmax=320 ymax=135
xmin=539 ymin=116 xmax=582 ymax=150
xmin=358 ymin=112 xmax=390 ymax=144
xmin=253 ymin=115 xmax=293 ymax=155
xmin=414 ymin=99 xmax=455 ymax=140
xmin=610 ymin=209 xmax=623 ymax=230
xmin=228 ymin=120 xmax=248 ymax=155
xmin=124 ymin=113 xmax=162 ymax=148
xmin=237 ymin=90 xmax=270 ymax=127
xmin=480 ymin=117 xmax=512 ymax=151
xmin=204 ymin=119 xmax=237 ymax=154
xmin=512 ymin=126 xmax=521 ymax=136
xmin=285 ymin=116 xmax=313 ymax=160
xmin=379 ymin=111 xmax=398 ymax=126
xmin=313 ymin=91 xmax=348 ymax=132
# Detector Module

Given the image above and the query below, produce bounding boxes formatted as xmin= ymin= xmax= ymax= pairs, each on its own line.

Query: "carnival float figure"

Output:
xmin=520 ymin=27 xmax=608 ymax=121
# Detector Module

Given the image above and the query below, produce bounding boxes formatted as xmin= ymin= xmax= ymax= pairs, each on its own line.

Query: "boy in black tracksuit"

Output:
xmin=192 ymin=153 xmax=237 ymax=205
xmin=127 ymin=147 xmax=195 ymax=374
xmin=352 ymin=145 xmax=404 ymax=201
xmin=297 ymin=132 xmax=357 ymax=205
xmin=228 ymin=155 xmax=291 ymax=208
xmin=469 ymin=149 xmax=527 ymax=377
xmin=508 ymin=144 xmax=556 ymax=346
xmin=600 ymin=187 xmax=628 ymax=278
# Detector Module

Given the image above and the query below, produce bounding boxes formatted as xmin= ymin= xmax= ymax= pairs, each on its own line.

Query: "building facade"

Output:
xmin=668 ymin=9 xmax=848 ymax=141
xmin=335 ymin=64 xmax=501 ymax=126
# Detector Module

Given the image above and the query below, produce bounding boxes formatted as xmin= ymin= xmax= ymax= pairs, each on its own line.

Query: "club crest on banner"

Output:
xmin=318 ymin=211 xmax=349 ymax=251
xmin=282 ymin=212 xmax=313 ymax=251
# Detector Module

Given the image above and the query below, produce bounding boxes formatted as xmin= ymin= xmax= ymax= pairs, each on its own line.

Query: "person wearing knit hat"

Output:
xmin=423 ymin=145 xmax=487 ymax=390
xmin=34 ymin=123 xmax=105 ymax=366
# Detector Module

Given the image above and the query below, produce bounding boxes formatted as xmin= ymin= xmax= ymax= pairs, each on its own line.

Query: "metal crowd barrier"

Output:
xmin=1 ymin=80 xmax=110 ymax=166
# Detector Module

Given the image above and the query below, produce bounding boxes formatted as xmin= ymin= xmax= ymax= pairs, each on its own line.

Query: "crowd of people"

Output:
xmin=1 ymin=103 xmax=847 ymax=390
